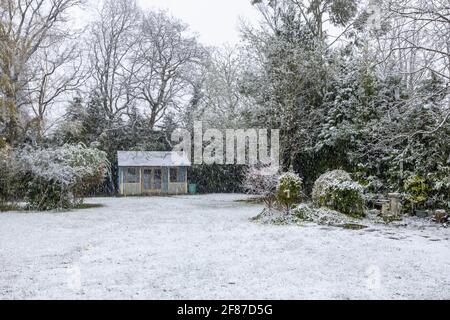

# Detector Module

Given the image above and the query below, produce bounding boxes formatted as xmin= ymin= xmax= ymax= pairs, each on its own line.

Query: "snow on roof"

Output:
xmin=117 ymin=151 xmax=191 ymax=167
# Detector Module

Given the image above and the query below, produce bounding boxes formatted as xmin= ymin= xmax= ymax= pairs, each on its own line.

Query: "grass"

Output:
xmin=1 ymin=201 xmax=103 ymax=212
xmin=0 ymin=203 xmax=22 ymax=212
xmin=74 ymin=203 xmax=104 ymax=210
xmin=235 ymin=196 xmax=264 ymax=204
xmin=341 ymin=223 xmax=368 ymax=230
xmin=381 ymin=215 xmax=402 ymax=224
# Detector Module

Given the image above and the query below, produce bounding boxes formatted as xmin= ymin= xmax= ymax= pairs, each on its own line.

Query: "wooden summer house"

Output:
xmin=117 ymin=151 xmax=191 ymax=195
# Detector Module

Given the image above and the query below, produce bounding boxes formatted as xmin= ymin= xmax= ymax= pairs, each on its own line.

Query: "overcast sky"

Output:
xmin=137 ymin=0 xmax=260 ymax=46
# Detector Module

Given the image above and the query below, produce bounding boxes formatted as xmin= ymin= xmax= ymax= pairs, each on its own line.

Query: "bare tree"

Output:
xmin=88 ymin=0 xmax=140 ymax=123
xmin=0 ymin=0 xmax=82 ymax=144
xmin=190 ymin=46 xmax=256 ymax=128
xmin=372 ymin=0 xmax=450 ymax=138
xmin=373 ymin=0 xmax=450 ymax=82
xmin=26 ymin=40 xmax=86 ymax=141
xmin=130 ymin=10 xmax=206 ymax=130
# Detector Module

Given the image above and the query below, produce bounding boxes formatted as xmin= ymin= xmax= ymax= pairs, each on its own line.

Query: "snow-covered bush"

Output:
xmin=243 ymin=166 xmax=279 ymax=210
xmin=25 ymin=179 xmax=73 ymax=211
xmin=277 ymin=172 xmax=303 ymax=213
xmin=293 ymin=203 xmax=362 ymax=227
xmin=312 ymin=170 xmax=365 ymax=217
xmin=429 ymin=168 xmax=450 ymax=210
xmin=0 ymin=141 xmax=22 ymax=209
xmin=18 ymin=143 xmax=109 ymax=210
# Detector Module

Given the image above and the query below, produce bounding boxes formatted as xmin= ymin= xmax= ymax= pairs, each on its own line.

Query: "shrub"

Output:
xmin=18 ymin=143 xmax=109 ymax=210
xmin=312 ymin=170 xmax=365 ymax=217
xmin=429 ymin=168 xmax=450 ymax=209
xmin=25 ymin=178 xmax=74 ymax=211
xmin=0 ymin=142 xmax=12 ymax=207
xmin=189 ymin=164 xmax=247 ymax=193
xmin=403 ymin=175 xmax=430 ymax=212
xmin=293 ymin=203 xmax=363 ymax=227
xmin=277 ymin=172 xmax=303 ymax=213
xmin=0 ymin=141 xmax=24 ymax=209
xmin=243 ymin=166 xmax=279 ymax=210
xmin=65 ymin=144 xmax=110 ymax=198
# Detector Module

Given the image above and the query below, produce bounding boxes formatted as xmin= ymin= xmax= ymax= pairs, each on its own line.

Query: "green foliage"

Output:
xmin=189 ymin=164 xmax=247 ymax=193
xmin=0 ymin=143 xmax=13 ymax=206
xmin=276 ymin=172 xmax=303 ymax=212
xmin=292 ymin=203 xmax=364 ymax=227
xmin=312 ymin=170 xmax=365 ymax=217
xmin=0 ymin=142 xmax=25 ymax=207
xmin=25 ymin=179 xmax=73 ymax=211
xmin=0 ymin=202 xmax=21 ymax=212
xmin=427 ymin=166 xmax=450 ymax=209
xmin=403 ymin=175 xmax=430 ymax=211
xmin=65 ymin=143 xmax=111 ymax=198
xmin=241 ymin=2 xmax=449 ymax=211
xmin=326 ymin=182 xmax=365 ymax=217
xmin=18 ymin=144 xmax=110 ymax=210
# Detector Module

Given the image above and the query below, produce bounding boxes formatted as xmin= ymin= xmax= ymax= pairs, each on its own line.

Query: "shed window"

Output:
xmin=125 ymin=168 xmax=140 ymax=183
xmin=170 ymin=168 xmax=178 ymax=182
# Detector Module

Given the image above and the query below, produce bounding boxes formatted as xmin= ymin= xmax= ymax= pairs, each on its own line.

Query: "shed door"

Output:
xmin=142 ymin=168 xmax=162 ymax=192
xmin=153 ymin=169 xmax=162 ymax=190
xmin=143 ymin=169 xmax=152 ymax=191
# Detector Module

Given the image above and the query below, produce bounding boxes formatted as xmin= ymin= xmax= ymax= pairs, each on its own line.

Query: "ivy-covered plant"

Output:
xmin=276 ymin=172 xmax=303 ymax=213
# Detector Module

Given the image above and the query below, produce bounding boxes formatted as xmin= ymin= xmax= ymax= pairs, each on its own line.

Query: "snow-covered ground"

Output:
xmin=0 ymin=194 xmax=449 ymax=300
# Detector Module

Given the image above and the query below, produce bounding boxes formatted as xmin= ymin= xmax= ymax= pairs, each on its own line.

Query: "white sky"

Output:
xmin=137 ymin=0 xmax=260 ymax=46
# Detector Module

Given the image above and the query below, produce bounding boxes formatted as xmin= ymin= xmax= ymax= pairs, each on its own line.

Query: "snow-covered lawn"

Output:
xmin=0 ymin=194 xmax=449 ymax=300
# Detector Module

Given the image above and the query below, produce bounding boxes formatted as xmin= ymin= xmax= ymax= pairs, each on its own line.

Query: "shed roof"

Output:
xmin=117 ymin=151 xmax=191 ymax=167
